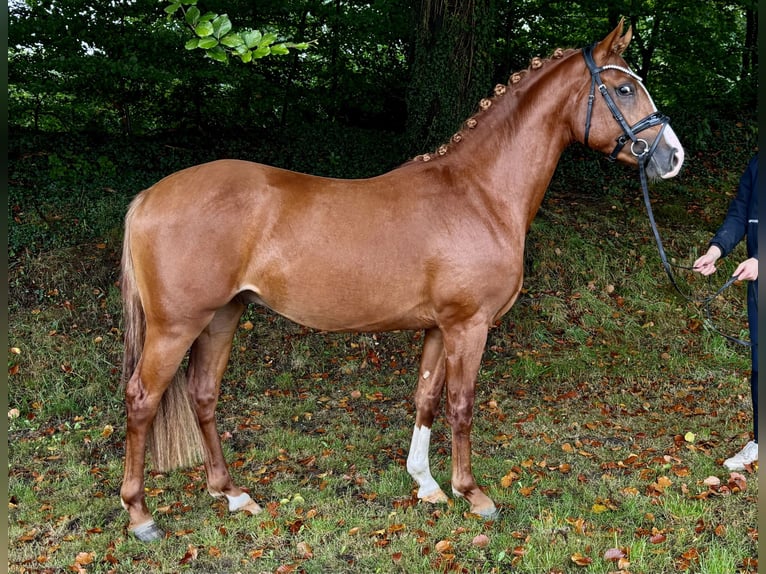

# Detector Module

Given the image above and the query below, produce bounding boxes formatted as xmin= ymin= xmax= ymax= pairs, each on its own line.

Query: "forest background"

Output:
xmin=7 ymin=1 xmax=761 ymax=573
xmin=6 ymin=0 xmax=760 ymax=257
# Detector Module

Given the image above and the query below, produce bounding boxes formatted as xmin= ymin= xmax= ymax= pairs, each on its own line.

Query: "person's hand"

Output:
xmin=693 ymin=245 xmax=722 ymax=276
xmin=733 ymin=257 xmax=758 ymax=281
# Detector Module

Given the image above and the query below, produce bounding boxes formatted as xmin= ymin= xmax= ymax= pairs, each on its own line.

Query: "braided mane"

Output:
xmin=412 ymin=47 xmax=578 ymax=162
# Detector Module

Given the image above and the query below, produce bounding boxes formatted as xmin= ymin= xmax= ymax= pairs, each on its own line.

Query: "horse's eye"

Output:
xmin=616 ymin=84 xmax=634 ymax=97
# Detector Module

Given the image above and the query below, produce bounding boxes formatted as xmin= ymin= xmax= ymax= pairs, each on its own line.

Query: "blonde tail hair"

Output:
xmin=121 ymin=196 xmax=204 ymax=472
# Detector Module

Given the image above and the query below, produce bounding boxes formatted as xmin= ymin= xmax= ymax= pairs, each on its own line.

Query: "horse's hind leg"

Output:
xmin=407 ymin=328 xmax=449 ymax=504
xmin=187 ymin=300 xmax=262 ymax=516
xmin=121 ymin=323 xmax=206 ymax=540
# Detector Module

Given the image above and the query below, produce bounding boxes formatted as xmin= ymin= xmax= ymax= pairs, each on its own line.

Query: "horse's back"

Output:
xmin=126 ymin=158 xmax=523 ymax=332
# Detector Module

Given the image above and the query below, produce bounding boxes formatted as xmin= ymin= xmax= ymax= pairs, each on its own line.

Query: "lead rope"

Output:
xmin=637 ymin=156 xmax=751 ymax=346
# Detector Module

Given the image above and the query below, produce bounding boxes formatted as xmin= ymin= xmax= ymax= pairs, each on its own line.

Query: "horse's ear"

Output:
xmin=593 ymin=18 xmax=633 ymax=61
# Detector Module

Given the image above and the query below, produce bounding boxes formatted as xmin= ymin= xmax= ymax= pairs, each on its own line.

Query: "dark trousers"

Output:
xmin=752 ymin=370 xmax=758 ymax=442
xmin=748 ymin=279 xmax=758 ymax=442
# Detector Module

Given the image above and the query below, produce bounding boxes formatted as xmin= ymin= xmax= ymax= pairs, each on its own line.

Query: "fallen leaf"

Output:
xmin=728 ymin=472 xmax=747 ymax=491
xmin=703 ymin=476 xmax=721 ymax=487
xmin=75 ymin=552 xmax=94 ymax=565
xmin=570 ymin=552 xmax=593 ymax=566
xmin=519 ymin=484 xmax=535 ymax=496
xmin=500 ymin=469 xmax=519 ymax=488
xmin=604 ymin=547 xmax=626 ymax=561
xmin=178 ymin=544 xmax=198 ymax=565
xmin=435 ymin=540 xmax=453 ymax=554
xmin=296 ymin=541 xmax=313 ymax=559
xmin=566 ymin=517 xmax=587 ymax=535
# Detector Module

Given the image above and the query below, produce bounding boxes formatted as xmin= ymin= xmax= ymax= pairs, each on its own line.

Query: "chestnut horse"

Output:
xmin=120 ymin=21 xmax=684 ymax=540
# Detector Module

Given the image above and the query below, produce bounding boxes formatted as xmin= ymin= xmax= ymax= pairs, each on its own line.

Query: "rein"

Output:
xmin=638 ymin=156 xmax=751 ymax=346
xmin=582 ymin=44 xmax=751 ymax=347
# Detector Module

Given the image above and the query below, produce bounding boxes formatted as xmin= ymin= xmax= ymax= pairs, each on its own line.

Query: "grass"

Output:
xmin=8 ymin=155 xmax=758 ymax=573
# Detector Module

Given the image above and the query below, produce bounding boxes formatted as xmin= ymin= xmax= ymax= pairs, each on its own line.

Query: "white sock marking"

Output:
xmin=406 ymin=425 xmax=440 ymax=498
xmin=226 ymin=492 xmax=254 ymax=512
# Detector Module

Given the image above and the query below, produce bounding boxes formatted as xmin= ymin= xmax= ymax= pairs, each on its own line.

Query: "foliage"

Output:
xmin=165 ymin=0 xmax=312 ymax=63
xmin=9 ymin=1 xmax=758 ymax=142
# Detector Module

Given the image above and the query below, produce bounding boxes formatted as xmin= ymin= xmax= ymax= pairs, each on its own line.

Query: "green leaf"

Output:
xmin=242 ymin=29 xmax=262 ymax=49
xmin=206 ymin=46 xmax=228 ymax=63
xmin=197 ymin=36 xmax=218 ymax=49
xmin=212 ymin=14 xmax=232 ymax=39
xmin=252 ymin=45 xmax=271 ymax=59
xmin=180 ymin=0 xmax=197 ymax=4
xmin=199 ymin=11 xmax=216 ymax=22
xmin=195 ymin=21 xmax=214 ymax=37
xmin=270 ymin=43 xmax=289 ymax=56
xmin=239 ymin=50 xmax=252 ymax=63
xmin=184 ymin=5 xmax=200 ymax=26
xmin=184 ymin=38 xmax=199 ymax=50
xmin=221 ymin=33 xmax=244 ymax=48
xmin=164 ymin=2 xmax=181 ymax=15
xmin=259 ymin=32 xmax=278 ymax=48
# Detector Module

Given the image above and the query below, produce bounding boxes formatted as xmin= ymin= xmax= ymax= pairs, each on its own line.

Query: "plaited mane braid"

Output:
xmin=413 ymin=47 xmax=572 ymax=162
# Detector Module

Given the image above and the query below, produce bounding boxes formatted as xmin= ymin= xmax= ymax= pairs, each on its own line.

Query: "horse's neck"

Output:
xmin=445 ymin=58 xmax=580 ymax=229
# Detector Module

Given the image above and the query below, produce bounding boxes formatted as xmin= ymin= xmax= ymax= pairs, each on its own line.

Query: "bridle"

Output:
xmin=582 ymin=43 xmax=669 ymax=163
xmin=581 ymin=43 xmax=751 ymax=347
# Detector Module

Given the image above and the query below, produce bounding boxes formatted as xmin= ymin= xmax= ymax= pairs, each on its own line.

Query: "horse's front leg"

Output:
xmin=442 ymin=320 xmax=498 ymax=518
xmin=407 ymin=328 xmax=449 ymax=504
xmin=187 ymin=301 xmax=262 ymax=516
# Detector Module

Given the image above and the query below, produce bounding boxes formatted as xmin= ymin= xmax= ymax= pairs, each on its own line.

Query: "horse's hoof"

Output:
xmin=239 ymin=499 xmax=263 ymax=515
xmin=471 ymin=505 xmax=500 ymax=521
xmin=421 ymin=488 xmax=450 ymax=504
xmin=130 ymin=520 xmax=165 ymax=542
xmin=226 ymin=492 xmax=263 ymax=515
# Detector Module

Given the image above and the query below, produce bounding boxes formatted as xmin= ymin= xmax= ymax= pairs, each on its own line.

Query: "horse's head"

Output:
xmin=576 ymin=20 xmax=684 ymax=180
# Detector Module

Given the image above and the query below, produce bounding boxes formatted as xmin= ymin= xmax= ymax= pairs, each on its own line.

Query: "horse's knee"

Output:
xmin=189 ymin=387 xmax=218 ymax=422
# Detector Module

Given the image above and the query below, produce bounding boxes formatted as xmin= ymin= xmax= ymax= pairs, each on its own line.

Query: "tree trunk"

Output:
xmin=742 ymin=4 xmax=757 ymax=76
xmin=405 ymin=0 xmax=495 ymax=154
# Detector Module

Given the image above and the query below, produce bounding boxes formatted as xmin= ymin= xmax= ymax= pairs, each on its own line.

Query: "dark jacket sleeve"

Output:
xmin=709 ymin=155 xmax=758 ymax=259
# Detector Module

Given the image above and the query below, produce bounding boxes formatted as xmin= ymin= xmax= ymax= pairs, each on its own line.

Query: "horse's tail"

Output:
xmin=121 ymin=195 xmax=204 ymax=472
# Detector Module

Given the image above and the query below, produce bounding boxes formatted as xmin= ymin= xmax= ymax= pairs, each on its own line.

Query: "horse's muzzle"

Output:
xmin=649 ymin=124 xmax=684 ymax=180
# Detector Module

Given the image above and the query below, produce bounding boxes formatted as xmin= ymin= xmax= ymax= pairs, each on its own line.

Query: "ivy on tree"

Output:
xmin=166 ymin=0 xmax=312 ymax=63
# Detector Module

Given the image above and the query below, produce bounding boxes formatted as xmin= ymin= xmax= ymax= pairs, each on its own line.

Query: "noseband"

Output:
xmin=582 ymin=43 xmax=668 ymax=163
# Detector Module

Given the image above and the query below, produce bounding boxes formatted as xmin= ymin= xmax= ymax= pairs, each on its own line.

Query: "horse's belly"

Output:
xmin=240 ymin=278 xmax=435 ymax=333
